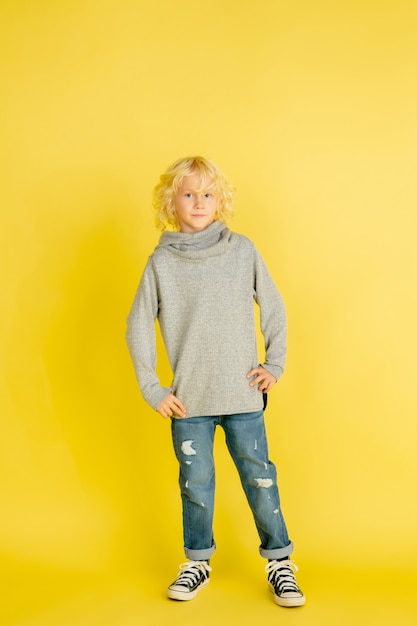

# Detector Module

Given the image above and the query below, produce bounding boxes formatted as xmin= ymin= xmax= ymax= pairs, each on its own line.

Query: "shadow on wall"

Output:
xmin=5 ymin=168 xmax=178 ymax=574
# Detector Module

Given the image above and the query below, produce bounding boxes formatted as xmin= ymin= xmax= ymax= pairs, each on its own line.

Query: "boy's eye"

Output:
xmin=205 ymin=193 xmax=212 ymax=198
xmin=185 ymin=193 xmax=193 ymax=198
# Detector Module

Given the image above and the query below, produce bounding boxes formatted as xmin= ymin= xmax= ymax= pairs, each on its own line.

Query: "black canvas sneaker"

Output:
xmin=167 ymin=560 xmax=211 ymax=601
xmin=265 ymin=559 xmax=306 ymax=607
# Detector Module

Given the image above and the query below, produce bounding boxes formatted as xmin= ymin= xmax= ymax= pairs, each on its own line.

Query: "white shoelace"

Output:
xmin=173 ymin=560 xmax=212 ymax=588
xmin=265 ymin=560 xmax=302 ymax=596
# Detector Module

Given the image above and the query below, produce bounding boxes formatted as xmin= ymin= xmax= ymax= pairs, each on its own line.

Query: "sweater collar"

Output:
xmin=156 ymin=221 xmax=231 ymax=258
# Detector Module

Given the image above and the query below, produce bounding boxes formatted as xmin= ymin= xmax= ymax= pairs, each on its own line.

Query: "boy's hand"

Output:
xmin=156 ymin=393 xmax=187 ymax=419
xmin=247 ymin=366 xmax=277 ymax=393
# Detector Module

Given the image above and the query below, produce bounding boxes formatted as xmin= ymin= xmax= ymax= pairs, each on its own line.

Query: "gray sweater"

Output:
xmin=126 ymin=221 xmax=287 ymax=418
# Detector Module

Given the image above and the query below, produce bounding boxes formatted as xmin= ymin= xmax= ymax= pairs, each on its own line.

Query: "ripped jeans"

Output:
xmin=171 ymin=409 xmax=293 ymax=561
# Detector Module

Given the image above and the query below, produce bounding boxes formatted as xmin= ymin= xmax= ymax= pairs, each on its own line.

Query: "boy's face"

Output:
xmin=173 ymin=173 xmax=218 ymax=233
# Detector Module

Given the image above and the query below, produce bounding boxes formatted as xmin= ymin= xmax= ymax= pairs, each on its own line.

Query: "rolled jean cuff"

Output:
xmin=185 ymin=543 xmax=216 ymax=561
xmin=259 ymin=541 xmax=294 ymax=560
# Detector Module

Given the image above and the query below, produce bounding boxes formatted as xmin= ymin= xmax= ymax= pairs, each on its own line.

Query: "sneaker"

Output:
xmin=167 ymin=560 xmax=212 ymax=601
xmin=265 ymin=559 xmax=306 ymax=607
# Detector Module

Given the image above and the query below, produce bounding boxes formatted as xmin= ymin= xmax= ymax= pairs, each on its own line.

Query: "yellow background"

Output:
xmin=1 ymin=1 xmax=416 ymax=624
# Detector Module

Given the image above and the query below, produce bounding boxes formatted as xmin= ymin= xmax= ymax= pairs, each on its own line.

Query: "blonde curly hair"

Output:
xmin=153 ymin=156 xmax=235 ymax=231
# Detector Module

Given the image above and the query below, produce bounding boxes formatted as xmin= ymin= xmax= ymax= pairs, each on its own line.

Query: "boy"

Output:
xmin=126 ymin=156 xmax=305 ymax=607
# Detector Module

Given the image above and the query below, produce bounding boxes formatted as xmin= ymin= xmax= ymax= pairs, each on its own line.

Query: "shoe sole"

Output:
xmin=268 ymin=582 xmax=306 ymax=607
xmin=167 ymin=578 xmax=210 ymax=601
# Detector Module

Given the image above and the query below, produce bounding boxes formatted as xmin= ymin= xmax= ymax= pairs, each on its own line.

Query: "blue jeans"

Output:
xmin=171 ymin=410 xmax=293 ymax=561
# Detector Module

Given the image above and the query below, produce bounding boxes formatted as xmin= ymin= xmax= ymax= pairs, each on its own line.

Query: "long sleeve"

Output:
xmin=253 ymin=248 xmax=287 ymax=382
xmin=126 ymin=259 xmax=172 ymax=410
xmin=126 ymin=225 xmax=287 ymax=418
